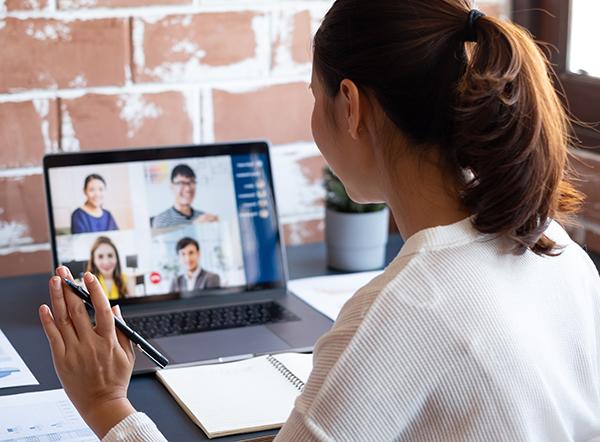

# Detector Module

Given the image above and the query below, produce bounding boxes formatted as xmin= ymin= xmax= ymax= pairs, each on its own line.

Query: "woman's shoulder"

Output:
xmin=332 ymin=255 xmax=414 ymax=328
xmin=71 ymin=207 xmax=86 ymax=217
xmin=544 ymin=219 xmax=575 ymax=246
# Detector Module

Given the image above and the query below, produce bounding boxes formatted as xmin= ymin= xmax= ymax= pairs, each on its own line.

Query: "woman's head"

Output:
xmin=83 ymin=174 xmax=107 ymax=209
xmin=86 ymin=236 xmax=126 ymax=298
xmin=312 ymin=0 xmax=583 ymax=255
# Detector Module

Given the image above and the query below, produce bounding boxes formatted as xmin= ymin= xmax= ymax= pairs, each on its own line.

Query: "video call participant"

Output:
xmin=86 ymin=236 xmax=129 ymax=300
xmin=71 ymin=174 xmax=119 ymax=234
xmin=170 ymin=237 xmax=220 ymax=294
xmin=151 ymin=164 xmax=219 ymax=229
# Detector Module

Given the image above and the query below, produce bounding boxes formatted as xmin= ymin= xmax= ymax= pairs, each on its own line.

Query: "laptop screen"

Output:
xmin=44 ymin=142 xmax=287 ymax=304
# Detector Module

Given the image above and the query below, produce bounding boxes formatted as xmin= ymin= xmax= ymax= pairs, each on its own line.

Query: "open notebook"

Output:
xmin=156 ymin=352 xmax=312 ymax=438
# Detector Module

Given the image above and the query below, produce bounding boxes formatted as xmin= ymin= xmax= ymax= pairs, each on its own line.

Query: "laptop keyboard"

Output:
xmin=125 ymin=301 xmax=300 ymax=339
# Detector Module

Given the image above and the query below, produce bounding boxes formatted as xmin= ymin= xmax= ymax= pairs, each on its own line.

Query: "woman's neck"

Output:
xmin=381 ymin=150 xmax=470 ymax=240
xmin=83 ymin=202 xmax=102 ymax=215
xmin=101 ymin=273 xmax=113 ymax=283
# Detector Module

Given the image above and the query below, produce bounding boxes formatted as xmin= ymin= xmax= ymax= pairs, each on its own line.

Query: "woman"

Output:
xmin=39 ymin=1 xmax=600 ymax=440
xmin=86 ymin=236 xmax=130 ymax=301
xmin=71 ymin=174 xmax=119 ymax=234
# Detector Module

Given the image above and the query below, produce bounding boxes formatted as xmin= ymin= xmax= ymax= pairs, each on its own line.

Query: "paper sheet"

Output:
xmin=0 ymin=389 xmax=98 ymax=441
xmin=288 ymin=271 xmax=382 ymax=320
xmin=0 ymin=330 xmax=38 ymax=390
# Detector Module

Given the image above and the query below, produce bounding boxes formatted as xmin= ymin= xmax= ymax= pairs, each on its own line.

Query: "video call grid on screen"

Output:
xmin=44 ymin=143 xmax=287 ymax=304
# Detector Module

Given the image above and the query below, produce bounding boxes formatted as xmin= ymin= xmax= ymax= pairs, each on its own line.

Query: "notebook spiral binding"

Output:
xmin=266 ymin=355 xmax=305 ymax=392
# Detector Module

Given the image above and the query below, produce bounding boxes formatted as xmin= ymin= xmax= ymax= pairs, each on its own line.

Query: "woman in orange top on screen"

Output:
xmin=86 ymin=236 xmax=128 ymax=300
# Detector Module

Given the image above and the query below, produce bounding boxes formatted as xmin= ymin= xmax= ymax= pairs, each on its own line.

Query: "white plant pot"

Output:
xmin=325 ymin=207 xmax=390 ymax=271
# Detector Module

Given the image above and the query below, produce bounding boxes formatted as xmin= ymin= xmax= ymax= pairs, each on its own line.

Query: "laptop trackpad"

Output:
xmin=155 ymin=326 xmax=291 ymax=365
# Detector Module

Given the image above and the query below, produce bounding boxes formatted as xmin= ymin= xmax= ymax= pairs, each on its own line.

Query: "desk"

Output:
xmin=0 ymin=236 xmax=404 ymax=441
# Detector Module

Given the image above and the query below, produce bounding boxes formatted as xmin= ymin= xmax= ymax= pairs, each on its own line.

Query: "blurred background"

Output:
xmin=0 ymin=0 xmax=598 ymax=277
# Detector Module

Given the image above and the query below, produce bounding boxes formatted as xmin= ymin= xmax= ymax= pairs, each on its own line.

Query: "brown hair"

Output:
xmin=313 ymin=0 xmax=583 ymax=255
xmin=86 ymin=236 xmax=127 ymax=298
xmin=176 ymin=236 xmax=200 ymax=253
xmin=83 ymin=174 xmax=106 ymax=190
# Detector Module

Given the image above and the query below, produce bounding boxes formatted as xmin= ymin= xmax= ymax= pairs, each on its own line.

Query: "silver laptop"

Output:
xmin=43 ymin=141 xmax=332 ymax=374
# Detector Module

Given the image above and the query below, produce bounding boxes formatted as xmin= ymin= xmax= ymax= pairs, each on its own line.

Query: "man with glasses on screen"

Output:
xmin=151 ymin=164 xmax=219 ymax=229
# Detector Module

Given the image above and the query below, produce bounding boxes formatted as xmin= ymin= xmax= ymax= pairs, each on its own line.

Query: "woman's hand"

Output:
xmin=39 ymin=267 xmax=137 ymax=439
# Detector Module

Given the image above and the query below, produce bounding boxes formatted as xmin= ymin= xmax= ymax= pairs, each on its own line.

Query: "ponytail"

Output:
xmin=313 ymin=0 xmax=583 ymax=256
xmin=452 ymin=15 xmax=583 ymax=255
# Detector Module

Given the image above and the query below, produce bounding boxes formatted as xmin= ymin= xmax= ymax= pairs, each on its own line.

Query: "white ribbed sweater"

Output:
xmin=104 ymin=218 xmax=600 ymax=442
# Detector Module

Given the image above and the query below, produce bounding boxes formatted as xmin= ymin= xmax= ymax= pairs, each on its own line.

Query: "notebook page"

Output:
xmin=157 ymin=353 xmax=312 ymax=438
xmin=270 ymin=352 xmax=312 ymax=385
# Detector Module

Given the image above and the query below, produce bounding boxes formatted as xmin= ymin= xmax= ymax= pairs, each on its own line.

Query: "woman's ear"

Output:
xmin=339 ymin=79 xmax=361 ymax=140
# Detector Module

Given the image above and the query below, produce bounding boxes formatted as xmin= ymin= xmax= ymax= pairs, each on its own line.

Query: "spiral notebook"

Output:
xmin=156 ymin=352 xmax=312 ymax=438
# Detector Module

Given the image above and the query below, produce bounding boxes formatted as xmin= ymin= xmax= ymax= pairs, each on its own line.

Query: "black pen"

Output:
xmin=62 ymin=278 xmax=169 ymax=369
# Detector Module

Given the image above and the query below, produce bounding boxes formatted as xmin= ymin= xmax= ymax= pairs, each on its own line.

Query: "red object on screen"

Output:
xmin=149 ymin=272 xmax=161 ymax=284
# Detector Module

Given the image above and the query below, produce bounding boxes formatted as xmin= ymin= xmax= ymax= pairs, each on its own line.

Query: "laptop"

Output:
xmin=43 ymin=141 xmax=333 ymax=374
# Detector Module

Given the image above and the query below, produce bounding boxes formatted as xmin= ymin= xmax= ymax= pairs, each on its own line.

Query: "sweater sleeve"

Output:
xmin=275 ymin=282 xmax=530 ymax=442
xmin=102 ymin=412 xmax=168 ymax=442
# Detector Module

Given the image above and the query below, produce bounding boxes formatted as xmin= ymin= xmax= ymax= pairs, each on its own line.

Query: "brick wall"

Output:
xmin=1 ymin=0 xmax=513 ymax=277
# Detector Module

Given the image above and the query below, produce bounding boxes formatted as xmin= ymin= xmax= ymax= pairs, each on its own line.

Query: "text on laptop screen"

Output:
xmin=47 ymin=152 xmax=285 ymax=302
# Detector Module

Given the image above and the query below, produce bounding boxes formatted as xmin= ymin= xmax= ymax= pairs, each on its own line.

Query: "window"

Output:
xmin=568 ymin=1 xmax=600 ymax=78
xmin=513 ymin=0 xmax=600 ymax=148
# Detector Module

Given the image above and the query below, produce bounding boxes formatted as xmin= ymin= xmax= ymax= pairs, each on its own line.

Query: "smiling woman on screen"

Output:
xmin=71 ymin=174 xmax=119 ymax=234
xmin=39 ymin=1 xmax=600 ymax=441
xmin=86 ymin=236 xmax=129 ymax=301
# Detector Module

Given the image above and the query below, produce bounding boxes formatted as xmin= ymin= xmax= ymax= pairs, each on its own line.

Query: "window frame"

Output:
xmin=512 ymin=0 xmax=600 ymax=148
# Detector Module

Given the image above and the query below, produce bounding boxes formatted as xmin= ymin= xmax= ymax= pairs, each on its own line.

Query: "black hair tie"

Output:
xmin=465 ymin=9 xmax=485 ymax=42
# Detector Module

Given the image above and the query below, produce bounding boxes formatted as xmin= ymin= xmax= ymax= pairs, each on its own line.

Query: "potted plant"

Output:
xmin=324 ymin=166 xmax=390 ymax=271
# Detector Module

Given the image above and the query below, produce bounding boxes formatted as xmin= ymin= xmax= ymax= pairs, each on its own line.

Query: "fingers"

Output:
xmin=57 ymin=265 xmax=75 ymax=282
xmin=113 ymin=305 xmax=135 ymax=363
xmin=83 ymin=272 xmax=115 ymax=337
xmin=49 ymin=274 xmax=79 ymax=344
xmin=39 ymin=304 xmax=65 ymax=358
xmin=57 ymin=267 xmax=94 ymax=341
